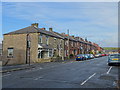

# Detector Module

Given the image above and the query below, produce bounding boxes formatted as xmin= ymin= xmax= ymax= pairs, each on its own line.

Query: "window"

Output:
xmin=8 ymin=48 xmax=14 ymax=57
xmin=65 ymin=50 xmax=66 ymax=57
xmin=46 ymin=36 xmax=49 ymax=45
xmin=38 ymin=34 xmax=42 ymax=43
xmin=67 ymin=50 xmax=68 ymax=55
xmin=0 ymin=49 xmax=2 ymax=56
xmin=38 ymin=48 xmax=42 ymax=58
xmin=72 ymin=42 xmax=73 ymax=47
xmin=54 ymin=38 xmax=56 ymax=44
xmin=54 ymin=38 xmax=56 ymax=40
xmin=65 ymin=41 xmax=68 ymax=46
xmin=27 ymin=41 xmax=31 ymax=48
xmin=49 ymin=49 xmax=53 ymax=57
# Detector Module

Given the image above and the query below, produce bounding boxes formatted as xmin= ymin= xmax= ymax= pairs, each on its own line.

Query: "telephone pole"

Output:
xmin=67 ymin=29 xmax=70 ymax=59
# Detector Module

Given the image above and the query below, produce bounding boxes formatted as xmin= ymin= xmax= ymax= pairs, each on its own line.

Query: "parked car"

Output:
xmin=89 ymin=54 xmax=94 ymax=59
xmin=85 ymin=54 xmax=91 ymax=59
xmin=98 ymin=54 xmax=102 ymax=57
xmin=106 ymin=54 xmax=109 ymax=56
xmin=102 ymin=54 xmax=105 ymax=56
xmin=84 ymin=54 xmax=89 ymax=60
xmin=76 ymin=54 xmax=85 ymax=61
xmin=94 ymin=54 xmax=100 ymax=58
xmin=108 ymin=54 xmax=120 ymax=66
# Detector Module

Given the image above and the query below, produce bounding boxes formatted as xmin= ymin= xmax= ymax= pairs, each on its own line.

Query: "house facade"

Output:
xmin=2 ymin=23 xmax=64 ymax=65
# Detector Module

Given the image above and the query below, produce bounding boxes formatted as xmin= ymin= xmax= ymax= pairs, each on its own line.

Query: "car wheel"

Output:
xmin=108 ymin=63 xmax=112 ymax=66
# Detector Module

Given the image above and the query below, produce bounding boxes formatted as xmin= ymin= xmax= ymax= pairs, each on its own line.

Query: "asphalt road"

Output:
xmin=2 ymin=56 xmax=119 ymax=88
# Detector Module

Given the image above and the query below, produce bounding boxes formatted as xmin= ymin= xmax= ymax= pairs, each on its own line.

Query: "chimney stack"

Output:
xmin=61 ymin=33 xmax=65 ymax=35
xmin=31 ymin=23 xmax=39 ymax=28
xmin=49 ymin=28 xmax=53 ymax=32
xmin=41 ymin=28 xmax=46 ymax=30
xmin=72 ymin=35 xmax=74 ymax=38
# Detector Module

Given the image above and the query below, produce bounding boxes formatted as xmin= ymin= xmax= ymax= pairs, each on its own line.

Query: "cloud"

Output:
xmin=2 ymin=2 xmax=118 ymax=47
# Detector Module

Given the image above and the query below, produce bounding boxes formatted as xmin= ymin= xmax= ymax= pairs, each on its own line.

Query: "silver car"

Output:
xmin=108 ymin=54 xmax=120 ymax=66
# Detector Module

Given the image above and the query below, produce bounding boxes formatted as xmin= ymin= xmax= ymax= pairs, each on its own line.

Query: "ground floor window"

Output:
xmin=49 ymin=49 xmax=53 ymax=57
xmin=8 ymin=48 xmax=14 ymax=58
xmin=38 ymin=48 xmax=53 ymax=58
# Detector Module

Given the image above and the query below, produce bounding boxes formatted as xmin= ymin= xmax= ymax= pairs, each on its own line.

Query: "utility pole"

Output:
xmin=26 ymin=34 xmax=31 ymax=66
xmin=67 ymin=29 xmax=70 ymax=59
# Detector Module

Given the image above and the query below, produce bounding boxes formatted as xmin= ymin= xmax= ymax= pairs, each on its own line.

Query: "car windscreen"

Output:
xmin=109 ymin=54 xmax=120 ymax=58
xmin=77 ymin=55 xmax=84 ymax=57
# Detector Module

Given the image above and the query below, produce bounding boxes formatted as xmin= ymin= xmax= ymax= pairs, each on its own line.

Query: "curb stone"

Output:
xmin=0 ymin=66 xmax=35 ymax=73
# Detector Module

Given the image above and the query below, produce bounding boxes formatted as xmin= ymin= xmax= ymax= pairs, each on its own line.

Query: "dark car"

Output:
xmin=108 ymin=54 xmax=120 ymax=66
xmin=76 ymin=54 xmax=85 ymax=61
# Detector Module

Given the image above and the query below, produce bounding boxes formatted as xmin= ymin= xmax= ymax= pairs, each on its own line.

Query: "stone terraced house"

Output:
xmin=2 ymin=23 xmax=103 ymax=65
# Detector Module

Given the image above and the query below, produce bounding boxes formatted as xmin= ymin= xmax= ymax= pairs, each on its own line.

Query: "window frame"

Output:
xmin=7 ymin=47 xmax=14 ymax=58
xmin=39 ymin=34 xmax=43 ymax=43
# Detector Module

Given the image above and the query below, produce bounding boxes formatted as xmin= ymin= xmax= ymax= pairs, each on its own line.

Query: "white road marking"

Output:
xmin=107 ymin=66 xmax=112 ymax=74
xmin=81 ymin=73 xmax=96 ymax=85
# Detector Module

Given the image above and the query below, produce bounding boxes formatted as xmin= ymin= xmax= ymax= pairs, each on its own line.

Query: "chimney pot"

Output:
xmin=41 ymin=28 xmax=46 ymax=30
xmin=31 ymin=23 xmax=39 ymax=28
xmin=49 ymin=28 xmax=53 ymax=32
xmin=72 ymin=35 xmax=74 ymax=38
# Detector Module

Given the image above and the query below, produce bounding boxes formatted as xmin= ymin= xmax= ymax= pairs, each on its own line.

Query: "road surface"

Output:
xmin=2 ymin=56 xmax=119 ymax=88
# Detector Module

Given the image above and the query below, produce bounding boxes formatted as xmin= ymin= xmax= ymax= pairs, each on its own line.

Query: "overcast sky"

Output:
xmin=1 ymin=2 xmax=118 ymax=47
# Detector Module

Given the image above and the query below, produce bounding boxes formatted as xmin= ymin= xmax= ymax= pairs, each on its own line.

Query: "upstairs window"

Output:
xmin=46 ymin=36 xmax=49 ymax=45
xmin=8 ymin=48 xmax=14 ymax=57
xmin=39 ymin=34 xmax=42 ymax=43
xmin=0 ymin=49 xmax=2 ymax=56
xmin=54 ymin=38 xmax=56 ymax=43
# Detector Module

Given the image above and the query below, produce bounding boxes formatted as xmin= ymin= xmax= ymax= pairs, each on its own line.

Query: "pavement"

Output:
xmin=1 ymin=64 xmax=35 ymax=73
xmin=2 ymin=56 xmax=120 ymax=88
xmin=1 ymin=58 xmax=75 ymax=73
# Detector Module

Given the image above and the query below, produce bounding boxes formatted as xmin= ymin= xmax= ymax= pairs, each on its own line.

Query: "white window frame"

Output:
xmin=8 ymin=48 xmax=14 ymax=57
xmin=39 ymin=34 xmax=43 ymax=43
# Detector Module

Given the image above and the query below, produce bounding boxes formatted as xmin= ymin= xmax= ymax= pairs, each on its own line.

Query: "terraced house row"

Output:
xmin=2 ymin=23 xmax=103 ymax=65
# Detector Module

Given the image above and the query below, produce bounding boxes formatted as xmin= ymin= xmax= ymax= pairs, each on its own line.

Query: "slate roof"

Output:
xmin=3 ymin=25 xmax=96 ymax=46
xmin=4 ymin=26 xmax=37 ymax=35
xmin=4 ymin=26 xmax=63 ymax=39
xmin=52 ymin=31 xmax=92 ymax=44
